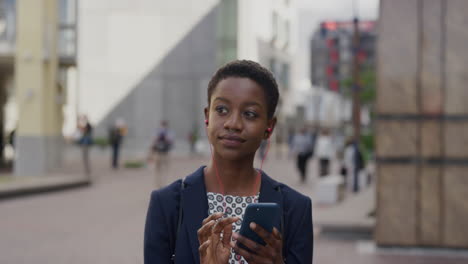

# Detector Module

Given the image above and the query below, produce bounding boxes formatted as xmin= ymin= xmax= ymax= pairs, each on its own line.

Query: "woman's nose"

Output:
xmin=224 ymin=112 xmax=243 ymax=132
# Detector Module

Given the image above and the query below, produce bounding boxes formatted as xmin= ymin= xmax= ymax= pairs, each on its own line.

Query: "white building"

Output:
xmin=68 ymin=0 xmax=297 ymax=155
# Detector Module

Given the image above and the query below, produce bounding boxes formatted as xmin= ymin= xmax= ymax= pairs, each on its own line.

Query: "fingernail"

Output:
xmin=233 ymin=233 xmax=239 ymax=239
xmin=250 ymin=222 xmax=256 ymax=229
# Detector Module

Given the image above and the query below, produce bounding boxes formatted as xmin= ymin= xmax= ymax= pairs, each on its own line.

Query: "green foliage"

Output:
xmin=340 ymin=68 xmax=376 ymax=105
xmin=360 ymin=133 xmax=374 ymax=162
xmin=361 ymin=134 xmax=374 ymax=150
xmin=0 ymin=176 xmax=14 ymax=183
xmin=124 ymin=160 xmax=145 ymax=168
xmin=359 ymin=69 xmax=376 ymax=104
xmin=93 ymin=137 xmax=109 ymax=148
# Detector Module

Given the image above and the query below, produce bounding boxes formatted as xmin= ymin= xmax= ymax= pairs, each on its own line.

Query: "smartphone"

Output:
xmin=238 ymin=203 xmax=280 ymax=251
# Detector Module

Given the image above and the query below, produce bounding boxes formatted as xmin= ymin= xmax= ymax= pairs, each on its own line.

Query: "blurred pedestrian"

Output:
xmin=343 ymin=137 xmax=365 ymax=193
xmin=150 ymin=120 xmax=174 ymax=186
xmin=258 ymin=139 xmax=268 ymax=160
xmin=287 ymin=126 xmax=295 ymax=158
xmin=292 ymin=126 xmax=313 ymax=183
xmin=77 ymin=115 xmax=93 ymax=176
xmin=8 ymin=129 xmax=15 ymax=149
xmin=315 ymin=128 xmax=334 ymax=177
xmin=109 ymin=118 xmax=127 ymax=169
xmin=342 ymin=137 xmax=354 ymax=190
xmin=307 ymin=126 xmax=318 ymax=160
xmin=187 ymin=125 xmax=198 ymax=156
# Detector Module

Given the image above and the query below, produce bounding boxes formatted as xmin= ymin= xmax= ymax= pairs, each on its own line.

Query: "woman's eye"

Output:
xmin=215 ymin=106 xmax=228 ymax=114
xmin=244 ymin=111 xmax=258 ymax=119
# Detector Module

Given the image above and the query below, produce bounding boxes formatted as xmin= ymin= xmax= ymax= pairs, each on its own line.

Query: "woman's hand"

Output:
xmin=198 ymin=213 xmax=239 ymax=264
xmin=231 ymin=222 xmax=284 ymax=264
xmin=198 ymin=213 xmax=223 ymax=246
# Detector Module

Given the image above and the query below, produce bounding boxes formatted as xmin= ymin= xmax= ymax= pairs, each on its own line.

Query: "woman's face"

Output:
xmin=205 ymin=77 xmax=275 ymax=161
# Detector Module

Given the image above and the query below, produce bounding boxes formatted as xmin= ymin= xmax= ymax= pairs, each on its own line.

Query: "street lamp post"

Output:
xmin=352 ymin=16 xmax=361 ymax=142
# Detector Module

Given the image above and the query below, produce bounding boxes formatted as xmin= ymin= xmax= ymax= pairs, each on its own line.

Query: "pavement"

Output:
xmin=0 ymin=146 xmax=374 ymax=230
xmin=0 ymin=174 xmax=90 ymax=199
xmin=0 ymin=146 xmax=467 ymax=263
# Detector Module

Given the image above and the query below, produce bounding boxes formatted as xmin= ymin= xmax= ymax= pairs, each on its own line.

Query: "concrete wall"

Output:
xmin=77 ymin=0 xmax=220 ymax=154
xmin=376 ymin=0 xmax=468 ymax=248
xmin=75 ymin=0 xmax=297 ymax=156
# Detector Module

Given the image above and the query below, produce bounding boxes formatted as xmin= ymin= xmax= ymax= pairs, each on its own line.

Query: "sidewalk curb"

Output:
xmin=0 ymin=176 xmax=91 ymax=200
xmin=317 ymin=222 xmax=374 ymax=233
xmin=315 ymin=222 xmax=374 ymax=240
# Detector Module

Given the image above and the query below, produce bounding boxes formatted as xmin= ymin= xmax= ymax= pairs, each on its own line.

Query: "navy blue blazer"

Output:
xmin=144 ymin=166 xmax=313 ymax=263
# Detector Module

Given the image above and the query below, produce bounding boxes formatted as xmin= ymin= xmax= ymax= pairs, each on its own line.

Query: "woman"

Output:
xmin=144 ymin=60 xmax=313 ymax=263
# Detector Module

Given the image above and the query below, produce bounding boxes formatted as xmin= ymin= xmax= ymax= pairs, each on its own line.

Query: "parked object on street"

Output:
xmin=315 ymin=175 xmax=345 ymax=204
xmin=315 ymin=129 xmax=335 ymax=177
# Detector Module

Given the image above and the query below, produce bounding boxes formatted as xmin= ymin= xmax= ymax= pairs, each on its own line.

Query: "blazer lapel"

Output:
xmin=181 ymin=168 xmax=283 ymax=262
xmin=181 ymin=166 xmax=209 ymax=263
xmin=258 ymin=172 xmax=284 ymax=232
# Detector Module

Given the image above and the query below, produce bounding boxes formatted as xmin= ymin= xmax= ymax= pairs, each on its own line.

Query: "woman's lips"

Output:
xmin=219 ymin=135 xmax=245 ymax=147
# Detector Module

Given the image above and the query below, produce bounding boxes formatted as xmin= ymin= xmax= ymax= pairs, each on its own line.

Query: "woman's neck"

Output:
xmin=204 ymin=154 xmax=260 ymax=196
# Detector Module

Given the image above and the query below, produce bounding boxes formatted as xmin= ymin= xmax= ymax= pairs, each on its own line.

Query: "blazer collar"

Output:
xmin=181 ymin=166 xmax=208 ymax=262
xmin=181 ymin=166 xmax=283 ymax=262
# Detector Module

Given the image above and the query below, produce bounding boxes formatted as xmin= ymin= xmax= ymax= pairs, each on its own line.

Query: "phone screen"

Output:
xmin=237 ymin=203 xmax=280 ymax=251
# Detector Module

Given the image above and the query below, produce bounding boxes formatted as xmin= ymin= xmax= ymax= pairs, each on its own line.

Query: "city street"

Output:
xmin=1 ymin=151 xmax=467 ymax=263
xmin=2 ymin=0 xmax=468 ymax=262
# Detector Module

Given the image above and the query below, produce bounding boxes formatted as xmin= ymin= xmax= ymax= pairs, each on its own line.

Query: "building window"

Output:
xmin=59 ymin=0 xmax=77 ymax=58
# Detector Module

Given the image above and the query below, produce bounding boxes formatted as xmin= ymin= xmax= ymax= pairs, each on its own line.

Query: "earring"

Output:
xmin=205 ymin=119 xmax=208 ymax=125
xmin=267 ymin=127 xmax=272 ymax=133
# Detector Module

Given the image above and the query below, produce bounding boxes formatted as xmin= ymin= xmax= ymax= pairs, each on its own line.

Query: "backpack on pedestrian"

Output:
xmin=153 ymin=132 xmax=171 ymax=153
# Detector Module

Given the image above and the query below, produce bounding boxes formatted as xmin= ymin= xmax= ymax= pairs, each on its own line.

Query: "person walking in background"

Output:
xmin=109 ymin=118 xmax=127 ymax=169
xmin=187 ymin=125 xmax=198 ymax=156
xmin=77 ymin=115 xmax=93 ymax=176
xmin=150 ymin=120 xmax=174 ymax=187
xmin=258 ymin=139 xmax=268 ymax=160
xmin=343 ymin=137 xmax=365 ymax=193
xmin=8 ymin=129 xmax=15 ymax=149
xmin=292 ymin=126 xmax=313 ymax=183
xmin=315 ymin=128 xmax=334 ymax=177
xmin=287 ymin=126 xmax=295 ymax=159
xmin=307 ymin=125 xmax=318 ymax=160
xmin=343 ymin=136 xmax=355 ymax=191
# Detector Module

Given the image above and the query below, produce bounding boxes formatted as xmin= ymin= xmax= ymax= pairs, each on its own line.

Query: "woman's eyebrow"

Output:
xmin=243 ymin=101 xmax=263 ymax=108
xmin=213 ymin=97 xmax=230 ymax=103
xmin=214 ymin=97 xmax=262 ymax=108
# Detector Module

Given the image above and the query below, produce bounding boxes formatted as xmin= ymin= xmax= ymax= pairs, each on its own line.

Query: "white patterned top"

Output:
xmin=207 ymin=192 xmax=259 ymax=264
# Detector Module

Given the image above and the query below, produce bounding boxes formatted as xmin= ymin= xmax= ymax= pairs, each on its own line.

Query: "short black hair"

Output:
xmin=207 ymin=60 xmax=279 ymax=119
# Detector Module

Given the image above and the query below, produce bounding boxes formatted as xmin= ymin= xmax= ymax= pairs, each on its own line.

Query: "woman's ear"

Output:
xmin=264 ymin=117 xmax=277 ymax=139
xmin=204 ymin=107 xmax=209 ymax=125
